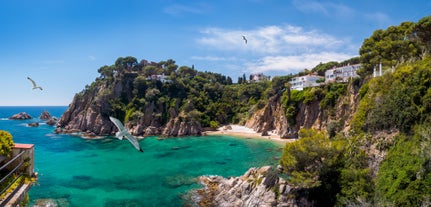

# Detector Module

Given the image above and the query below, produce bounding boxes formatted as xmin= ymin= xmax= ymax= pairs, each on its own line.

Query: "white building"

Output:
xmin=289 ymin=74 xmax=323 ymax=91
xmin=325 ymin=64 xmax=360 ymax=83
xmin=249 ymin=73 xmax=270 ymax=83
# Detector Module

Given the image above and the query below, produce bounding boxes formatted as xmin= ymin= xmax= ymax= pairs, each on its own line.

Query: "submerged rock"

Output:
xmin=9 ymin=112 xmax=32 ymax=120
xmin=28 ymin=122 xmax=40 ymax=127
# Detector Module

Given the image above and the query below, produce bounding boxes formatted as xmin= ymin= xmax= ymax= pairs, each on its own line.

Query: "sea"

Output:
xmin=0 ymin=106 xmax=283 ymax=207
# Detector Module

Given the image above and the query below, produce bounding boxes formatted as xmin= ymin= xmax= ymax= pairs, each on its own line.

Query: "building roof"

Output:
xmin=13 ymin=143 xmax=34 ymax=149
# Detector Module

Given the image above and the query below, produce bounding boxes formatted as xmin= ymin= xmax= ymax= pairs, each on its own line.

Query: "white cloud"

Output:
xmin=247 ymin=52 xmax=353 ymax=74
xmin=195 ymin=24 xmax=357 ymax=76
xmin=88 ymin=55 xmax=96 ymax=61
xmin=197 ymin=24 xmax=346 ymax=55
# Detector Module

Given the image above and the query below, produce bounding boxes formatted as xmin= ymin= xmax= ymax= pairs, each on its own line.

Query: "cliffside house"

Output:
xmin=0 ymin=143 xmax=35 ymax=206
xmin=146 ymin=74 xmax=172 ymax=83
xmin=249 ymin=73 xmax=270 ymax=83
xmin=289 ymin=74 xmax=324 ymax=91
xmin=325 ymin=64 xmax=360 ymax=83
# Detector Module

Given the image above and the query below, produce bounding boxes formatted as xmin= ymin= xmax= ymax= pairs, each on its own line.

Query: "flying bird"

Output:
xmin=109 ymin=116 xmax=143 ymax=152
xmin=242 ymin=35 xmax=248 ymax=44
xmin=27 ymin=77 xmax=43 ymax=90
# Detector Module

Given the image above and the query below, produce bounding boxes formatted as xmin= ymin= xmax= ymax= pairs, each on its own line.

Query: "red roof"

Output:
xmin=13 ymin=143 xmax=34 ymax=149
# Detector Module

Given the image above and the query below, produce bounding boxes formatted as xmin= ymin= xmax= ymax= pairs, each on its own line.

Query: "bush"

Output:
xmin=0 ymin=130 xmax=14 ymax=157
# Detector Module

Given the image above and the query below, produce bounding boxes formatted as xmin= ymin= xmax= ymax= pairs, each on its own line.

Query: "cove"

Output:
xmin=0 ymin=107 xmax=283 ymax=207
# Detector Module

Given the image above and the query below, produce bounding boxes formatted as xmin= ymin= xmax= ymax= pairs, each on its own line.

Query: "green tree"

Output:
xmin=414 ymin=15 xmax=431 ymax=57
xmin=375 ymin=134 xmax=431 ymax=206
xmin=0 ymin=130 xmax=14 ymax=157
xmin=280 ymin=129 xmax=345 ymax=206
xmin=359 ymin=22 xmax=420 ymax=76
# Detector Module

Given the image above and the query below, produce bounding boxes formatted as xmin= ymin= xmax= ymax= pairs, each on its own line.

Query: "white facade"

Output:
xmin=325 ymin=64 xmax=360 ymax=83
xmin=290 ymin=75 xmax=323 ymax=91
xmin=249 ymin=73 xmax=270 ymax=83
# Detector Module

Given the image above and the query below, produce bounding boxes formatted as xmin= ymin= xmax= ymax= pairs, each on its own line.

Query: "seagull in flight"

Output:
xmin=27 ymin=77 xmax=43 ymax=90
xmin=109 ymin=116 xmax=143 ymax=152
xmin=242 ymin=35 xmax=248 ymax=44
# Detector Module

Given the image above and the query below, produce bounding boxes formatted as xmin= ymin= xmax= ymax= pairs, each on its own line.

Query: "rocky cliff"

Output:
xmin=186 ymin=166 xmax=313 ymax=207
xmin=55 ymin=71 xmax=203 ymax=137
xmin=246 ymin=81 xmax=360 ymax=138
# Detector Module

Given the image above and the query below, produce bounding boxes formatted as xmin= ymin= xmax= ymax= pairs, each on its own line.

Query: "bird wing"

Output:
xmin=109 ymin=116 xmax=143 ymax=152
xmin=124 ymin=133 xmax=143 ymax=152
xmin=109 ymin=116 xmax=124 ymax=131
xmin=27 ymin=77 xmax=37 ymax=87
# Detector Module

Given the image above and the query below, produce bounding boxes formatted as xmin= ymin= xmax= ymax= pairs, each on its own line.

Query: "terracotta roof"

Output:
xmin=13 ymin=143 xmax=34 ymax=149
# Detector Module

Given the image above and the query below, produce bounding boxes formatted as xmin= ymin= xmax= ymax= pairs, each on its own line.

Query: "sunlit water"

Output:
xmin=0 ymin=106 xmax=283 ymax=207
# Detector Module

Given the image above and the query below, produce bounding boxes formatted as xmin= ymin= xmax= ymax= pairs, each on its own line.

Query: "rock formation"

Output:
xmin=246 ymin=82 xmax=360 ymax=138
xmin=28 ymin=122 xmax=39 ymax=127
xmin=9 ymin=112 xmax=32 ymax=120
xmin=46 ymin=117 xmax=58 ymax=126
xmin=55 ymin=72 xmax=203 ymax=137
xmin=186 ymin=166 xmax=313 ymax=207
xmin=39 ymin=110 xmax=51 ymax=120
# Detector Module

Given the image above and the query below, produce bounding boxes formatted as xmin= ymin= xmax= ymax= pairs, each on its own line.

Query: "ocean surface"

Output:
xmin=0 ymin=106 xmax=283 ymax=207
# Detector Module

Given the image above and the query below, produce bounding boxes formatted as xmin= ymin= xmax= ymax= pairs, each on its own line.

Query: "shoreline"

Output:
xmin=205 ymin=125 xmax=295 ymax=145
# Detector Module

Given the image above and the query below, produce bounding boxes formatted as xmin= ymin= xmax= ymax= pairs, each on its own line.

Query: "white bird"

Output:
xmin=109 ymin=116 xmax=143 ymax=152
xmin=27 ymin=77 xmax=43 ymax=90
xmin=242 ymin=35 xmax=248 ymax=44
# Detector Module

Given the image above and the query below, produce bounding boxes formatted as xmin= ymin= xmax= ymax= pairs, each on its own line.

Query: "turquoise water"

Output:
xmin=0 ymin=106 xmax=283 ymax=206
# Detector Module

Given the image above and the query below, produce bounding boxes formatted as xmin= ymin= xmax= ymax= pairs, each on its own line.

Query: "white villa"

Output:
xmin=290 ymin=74 xmax=324 ymax=91
xmin=249 ymin=73 xmax=270 ymax=83
xmin=325 ymin=64 xmax=360 ymax=83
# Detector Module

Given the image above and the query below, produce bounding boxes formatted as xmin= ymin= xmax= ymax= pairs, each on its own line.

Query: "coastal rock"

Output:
xmin=46 ymin=117 xmax=58 ymax=126
xmin=28 ymin=122 xmax=40 ymax=127
xmin=186 ymin=166 xmax=313 ymax=207
xmin=39 ymin=110 xmax=51 ymax=120
xmin=9 ymin=112 xmax=32 ymax=120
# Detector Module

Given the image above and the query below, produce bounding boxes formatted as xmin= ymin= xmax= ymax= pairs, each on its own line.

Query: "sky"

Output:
xmin=0 ymin=0 xmax=429 ymax=106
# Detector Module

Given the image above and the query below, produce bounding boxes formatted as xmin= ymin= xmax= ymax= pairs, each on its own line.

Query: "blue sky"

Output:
xmin=0 ymin=0 xmax=429 ymax=106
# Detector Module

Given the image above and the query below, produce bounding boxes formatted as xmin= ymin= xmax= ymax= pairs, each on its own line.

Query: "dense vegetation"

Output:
xmin=280 ymin=15 xmax=431 ymax=206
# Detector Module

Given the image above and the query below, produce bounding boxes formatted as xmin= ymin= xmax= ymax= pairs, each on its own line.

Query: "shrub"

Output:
xmin=0 ymin=131 xmax=14 ymax=157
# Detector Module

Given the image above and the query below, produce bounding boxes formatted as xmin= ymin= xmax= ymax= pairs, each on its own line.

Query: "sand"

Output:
xmin=205 ymin=125 xmax=295 ymax=144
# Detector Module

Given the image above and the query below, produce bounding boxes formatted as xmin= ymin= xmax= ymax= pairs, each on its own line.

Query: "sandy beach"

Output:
xmin=205 ymin=125 xmax=295 ymax=144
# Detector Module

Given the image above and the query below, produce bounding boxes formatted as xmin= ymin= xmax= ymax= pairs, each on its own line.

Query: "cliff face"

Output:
xmin=55 ymin=72 xmax=202 ymax=137
xmin=246 ymin=82 xmax=360 ymax=138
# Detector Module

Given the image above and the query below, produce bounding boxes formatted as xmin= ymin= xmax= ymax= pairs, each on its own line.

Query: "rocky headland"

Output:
xmin=186 ymin=166 xmax=313 ymax=207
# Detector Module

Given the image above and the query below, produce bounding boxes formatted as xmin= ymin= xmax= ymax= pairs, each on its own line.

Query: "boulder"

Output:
xmin=9 ymin=112 xmax=32 ymax=120
xmin=40 ymin=110 xmax=51 ymax=120
xmin=46 ymin=117 xmax=58 ymax=126
xmin=28 ymin=122 xmax=40 ymax=127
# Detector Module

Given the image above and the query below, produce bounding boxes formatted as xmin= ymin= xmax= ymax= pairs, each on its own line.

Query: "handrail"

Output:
xmin=0 ymin=151 xmax=26 ymax=172
xmin=0 ymin=174 xmax=23 ymax=200
xmin=0 ymin=161 xmax=24 ymax=185
xmin=0 ymin=174 xmax=25 ymax=205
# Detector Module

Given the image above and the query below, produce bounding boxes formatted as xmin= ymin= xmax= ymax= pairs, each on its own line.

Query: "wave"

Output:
xmin=0 ymin=118 xmax=8 ymax=121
